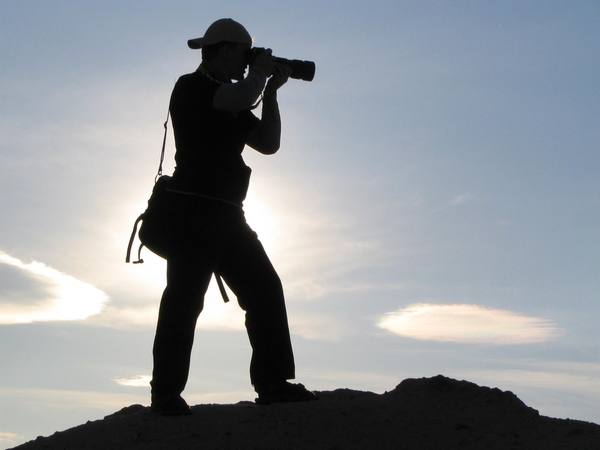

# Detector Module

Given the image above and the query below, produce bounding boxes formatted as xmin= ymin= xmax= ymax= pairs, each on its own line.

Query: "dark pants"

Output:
xmin=150 ymin=193 xmax=295 ymax=398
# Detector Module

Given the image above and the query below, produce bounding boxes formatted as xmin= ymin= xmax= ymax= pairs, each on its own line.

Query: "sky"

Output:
xmin=1 ymin=0 xmax=599 ymax=446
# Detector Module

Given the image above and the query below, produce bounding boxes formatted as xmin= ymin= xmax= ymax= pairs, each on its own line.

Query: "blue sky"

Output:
xmin=1 ymin=0 xmax=599 ymax=446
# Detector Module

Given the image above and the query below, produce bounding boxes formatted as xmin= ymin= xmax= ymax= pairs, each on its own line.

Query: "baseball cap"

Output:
xmin=188 ymin=18 xmax=252 ymax=49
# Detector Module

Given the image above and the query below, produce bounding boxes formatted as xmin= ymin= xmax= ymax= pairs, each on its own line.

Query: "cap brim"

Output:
xmin=188 ymin=38 xmax=203 ymax=49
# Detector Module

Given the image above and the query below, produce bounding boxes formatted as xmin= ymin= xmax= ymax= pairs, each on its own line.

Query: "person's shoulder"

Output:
xmin=174 ymin=71 xmax=220 ymax=96
xmin=176 ymin=71 xmax=201 ymax=85
xmin=177 ymin=70 xmax=217 ymax=85
xmin=171 ymin=71 xmax=220 ymax=109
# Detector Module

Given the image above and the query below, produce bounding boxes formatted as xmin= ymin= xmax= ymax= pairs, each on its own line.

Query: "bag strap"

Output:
xmin=126 ymin=109 xmax=231 ymax=303
xmin=214 ymin=273 xmax=230 ymax=303
xmin=125 ymin=214 xmax=145 ymax=264
xmin=125 ymin=111 xmax=170 ymax=265
xmin=155 ymin=111 xmax=170 ymax=182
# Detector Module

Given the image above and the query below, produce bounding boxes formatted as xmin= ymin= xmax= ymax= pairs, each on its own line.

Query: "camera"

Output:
xmin=247 ymin=47 xmax=315 ymax=82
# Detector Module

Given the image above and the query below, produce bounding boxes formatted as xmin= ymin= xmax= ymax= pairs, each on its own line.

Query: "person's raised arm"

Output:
xmin=246 ymin=63 xmax=292 ymax=155
xmin=212 ymin=67 xmax=266 ymax=112
xmin=211 ymin=48 xmax=275 ymax=112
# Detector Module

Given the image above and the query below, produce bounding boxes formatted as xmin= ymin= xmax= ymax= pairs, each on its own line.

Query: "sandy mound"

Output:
xmin=10 ymin=375 xmax=600 ymax=449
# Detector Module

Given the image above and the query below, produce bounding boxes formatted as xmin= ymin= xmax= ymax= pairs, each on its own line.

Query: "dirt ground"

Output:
xmin=10 ymin=375 xmax=600 ymax=450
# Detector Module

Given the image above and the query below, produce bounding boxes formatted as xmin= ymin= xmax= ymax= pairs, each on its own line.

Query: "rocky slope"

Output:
xmin=11 ymin=375 xmax=600 ymax=450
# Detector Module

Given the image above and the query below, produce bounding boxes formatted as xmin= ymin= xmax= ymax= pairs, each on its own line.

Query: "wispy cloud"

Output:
xmin=378 ymin=303 xmax=561 ymax=344
xmin=432 ymin=192 xmax=478 ymax=212
xmin=113 ymin=375 xmax=151 ymax=387
xmin=290 ymin=311 xmax=351 ymax=341
xmin=449 ymin=193 xmax=476 ymax=206
xmin=0 ymin=432 xmax=23 ymax=448
xmin=0 ymin=251 xmax=108 ymax=324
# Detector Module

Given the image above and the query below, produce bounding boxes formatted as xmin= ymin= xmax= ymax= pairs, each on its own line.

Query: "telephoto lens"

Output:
xmin=248 ymin=48 xmax=316 ymax=82
xmin=273 ymin=57 xmax=316 ymax=82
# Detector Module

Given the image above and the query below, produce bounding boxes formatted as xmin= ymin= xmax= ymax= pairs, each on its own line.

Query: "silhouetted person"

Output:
xmin=150 ymin=18 xmax=317 ymax=415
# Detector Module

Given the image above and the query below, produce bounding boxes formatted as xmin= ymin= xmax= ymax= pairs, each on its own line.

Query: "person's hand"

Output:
xmin=251 ymin=48 xmax=275 ymax=76
xmin=265 ymin=63 xmax=292 ymax=94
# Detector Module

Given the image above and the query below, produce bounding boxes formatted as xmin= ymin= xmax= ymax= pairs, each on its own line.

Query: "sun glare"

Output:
xmin=196 ymin=285 xmax=246 ymax=331
xmin=242 ymin=196 xmax=280 ymax=252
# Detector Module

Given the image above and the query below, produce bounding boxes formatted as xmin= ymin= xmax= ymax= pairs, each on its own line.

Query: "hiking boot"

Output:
xmin=150 ymin=394 xmax=192 ymax=416
xmin=255 ymin=381 xmax=318 ymax=405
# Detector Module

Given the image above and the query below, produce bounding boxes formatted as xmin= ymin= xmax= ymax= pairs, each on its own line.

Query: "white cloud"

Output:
xmin=378 ymin=303 xmax=561 ymax=344
xmin=0 ymin=252 xmax=108 ymax=324
xmin=113 ymin=375 xmax=151 ymax=387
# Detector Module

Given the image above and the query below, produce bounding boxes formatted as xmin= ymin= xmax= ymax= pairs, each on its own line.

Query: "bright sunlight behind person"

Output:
xmin=243 ymin=196 xmax=280 ymax=253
